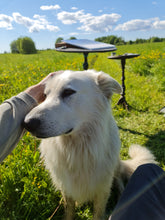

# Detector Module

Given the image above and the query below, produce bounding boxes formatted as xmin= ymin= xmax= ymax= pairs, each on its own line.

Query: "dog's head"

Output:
xmin=24 ymin=70 xmax=122 ymax=138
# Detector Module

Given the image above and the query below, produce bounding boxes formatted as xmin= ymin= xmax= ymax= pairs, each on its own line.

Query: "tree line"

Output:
xmin=9 ymin=36 xmax=165 ymax=54
xmin=95 ymin=35 xmax=165 ymax=45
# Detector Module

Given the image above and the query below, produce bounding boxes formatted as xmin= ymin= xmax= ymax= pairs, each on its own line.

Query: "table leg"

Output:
xmin=117 ymin=58 xmax=129 ymax=109
xmin=83 ymin=52 xmax=89 ymax=70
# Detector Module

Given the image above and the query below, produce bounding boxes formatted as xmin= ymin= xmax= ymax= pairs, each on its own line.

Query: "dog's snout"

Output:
xmin=23 ymin=118 xmax=41 ymax=132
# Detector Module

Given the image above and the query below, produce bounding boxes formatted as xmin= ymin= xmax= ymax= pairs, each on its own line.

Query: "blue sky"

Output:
xmin=0 ymin=0 xmax=165 ymax=53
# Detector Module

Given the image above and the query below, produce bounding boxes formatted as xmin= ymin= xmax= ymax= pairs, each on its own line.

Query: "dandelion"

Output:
xmin=37 ymin=182 xmax=41 ymax=188
xmin=26 ymin=132 xmax=30 ymax=136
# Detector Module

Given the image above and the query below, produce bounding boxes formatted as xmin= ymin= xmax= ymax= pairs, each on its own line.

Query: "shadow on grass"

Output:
xmin=145 ymin=130 xmax=165 ymax=165
xmin=119 ymin=126 xmax=165 ymax=163
xmin=118 ymin=126 xmax=150 ymax=137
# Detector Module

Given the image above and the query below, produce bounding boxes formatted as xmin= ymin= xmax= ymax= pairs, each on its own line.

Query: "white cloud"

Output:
xmin=71 ymin=7 xmax=78 ymax=10
xmin=46 ymin=24 xmax=60 ymax=32
xmin=0 ymin=14 xmax=13 ymax=30
xmin=79 ymin=13 xmax=121 ymax=32
xmin=57 ymin=10 xmax=84 ymax=24
xmin=115 ymin=17 xmax=165 ymax=32
xmin=0 ymin=14 xmax=13 ymax=23
xmin=57 ymin=10 xmax=121 ymax=32
xmin=13 ymin=12 xmax=34 ymax=27
xmin=153 ymin=19 xmax=165 ymax=29
xmin=12 ymin=12 xmax=60 ymax=33
xmin=115 ymin=19 xmax=153 ymax=31
xmin=68 ymin=32 xmax=79 ymax=36
xmin=40 ymin=5 xmax=60 ymax=10
xmin=33 ymin=14 xmax=47 ymax=22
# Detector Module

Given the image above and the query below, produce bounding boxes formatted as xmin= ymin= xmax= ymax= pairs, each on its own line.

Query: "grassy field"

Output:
xmin=0 ymin=42 xmax=165 ymax=219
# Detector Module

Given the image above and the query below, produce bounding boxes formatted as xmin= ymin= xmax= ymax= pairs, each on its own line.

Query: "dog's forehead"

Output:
xmin=46 ymin=70 xmax=97 ymax=91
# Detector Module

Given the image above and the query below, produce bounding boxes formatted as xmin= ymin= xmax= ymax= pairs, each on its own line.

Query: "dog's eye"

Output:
xmin=61 ymin=88 xmax=76 ymax=99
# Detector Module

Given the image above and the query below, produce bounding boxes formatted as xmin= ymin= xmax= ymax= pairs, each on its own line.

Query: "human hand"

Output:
xmin=25 ymin=71 xmax=63 ymax=103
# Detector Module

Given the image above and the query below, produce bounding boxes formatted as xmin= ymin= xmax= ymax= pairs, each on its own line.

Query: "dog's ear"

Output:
xmin=97 ymin=72 xmax=122 ymax=99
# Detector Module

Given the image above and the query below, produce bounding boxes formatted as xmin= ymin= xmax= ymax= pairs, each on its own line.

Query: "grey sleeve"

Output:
xmin=0 ymin=92 xmax=37 ymax=162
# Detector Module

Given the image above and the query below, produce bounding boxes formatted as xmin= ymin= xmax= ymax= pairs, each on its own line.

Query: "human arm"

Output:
xmin=0 ymin=92 xmax=37 ymax=162
xmin=0 ymin=72 xmax=56 ymax=162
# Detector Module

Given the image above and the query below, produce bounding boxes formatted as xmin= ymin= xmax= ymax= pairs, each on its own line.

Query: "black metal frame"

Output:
xmin=108 ymin=54 xmax=140 ymax=109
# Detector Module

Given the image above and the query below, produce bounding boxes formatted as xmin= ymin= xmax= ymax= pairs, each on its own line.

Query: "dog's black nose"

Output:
xmin=23 ymin=118 xmax=41 ymax=132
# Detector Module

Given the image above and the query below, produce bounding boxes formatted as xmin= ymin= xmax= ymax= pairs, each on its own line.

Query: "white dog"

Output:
xmin=24 ymin=70 xmax=156 ymax=220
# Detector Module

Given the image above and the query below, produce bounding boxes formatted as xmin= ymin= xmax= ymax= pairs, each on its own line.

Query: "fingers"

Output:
xmin=25 ymin=71 xmax=64 ymax=103
xmin=39 ymin=71 xmax=64 ymax=85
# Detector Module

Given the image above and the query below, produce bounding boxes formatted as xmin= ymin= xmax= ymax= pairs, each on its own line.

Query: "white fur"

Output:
xmin=24 ymin=70 xmax=156 ymax=220
xmin=120 ymin=144 xmax=157 ymax=178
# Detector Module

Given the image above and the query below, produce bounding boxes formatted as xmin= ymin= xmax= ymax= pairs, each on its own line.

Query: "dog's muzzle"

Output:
xmin=23 ymin=118 xmax=41 ymax=133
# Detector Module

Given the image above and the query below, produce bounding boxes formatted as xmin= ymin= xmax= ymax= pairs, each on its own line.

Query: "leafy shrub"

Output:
xmin=10 ymin=37 xmax=37 ymax=54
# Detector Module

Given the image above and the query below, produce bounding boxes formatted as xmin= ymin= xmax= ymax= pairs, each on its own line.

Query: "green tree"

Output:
xmin=16 ymin=37 xmax=22 ymax=53
xmin=69 ymin=37 xmax=77 ymax=40
xmin=20 ymin=37 xmax=36 ymax=54
xmin=127 ymin=40 xmax=133 ymax=45
xmin=10 ymin=37 xmax=36 ymax=54
xmin=150 ymin=37 xmax=161 ymax=43
xmin=55 ymin=37 xmax=64 ymax=44
xmin=10 ymin=40 xmax=19 ymax=53
xmin=95 ymin=35 xmax=125 ymax=45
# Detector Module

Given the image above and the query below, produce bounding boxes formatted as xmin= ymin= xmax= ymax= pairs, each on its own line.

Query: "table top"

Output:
xmin=55 ymin=39 xmax=117 ymax=53
xmin=56 ymin=47 xmax=117 ymax=53
xmin=108 ymin=53 xmax=140 ymax=60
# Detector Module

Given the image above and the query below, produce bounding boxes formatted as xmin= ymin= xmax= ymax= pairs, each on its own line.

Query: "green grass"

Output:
xmin=0 ymin=43 xmax=165 ymax=219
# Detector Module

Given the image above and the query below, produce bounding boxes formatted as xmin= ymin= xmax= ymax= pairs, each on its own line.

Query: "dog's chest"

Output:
xmin=40 ymin=135 xmax=119 ymax=203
